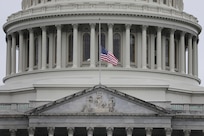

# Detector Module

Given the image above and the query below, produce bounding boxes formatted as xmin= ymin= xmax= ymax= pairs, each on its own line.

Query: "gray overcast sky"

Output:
xmin=0 ymin=0 xmax=204 ymax=86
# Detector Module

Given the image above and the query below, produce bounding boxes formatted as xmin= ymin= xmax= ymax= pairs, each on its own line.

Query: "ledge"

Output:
xmin=4 ymin=2 xmax=200 ymax=33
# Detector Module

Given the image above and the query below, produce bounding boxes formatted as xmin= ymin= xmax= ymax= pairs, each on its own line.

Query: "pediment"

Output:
xmin=27 ymin=85 xmax=169 ymax=115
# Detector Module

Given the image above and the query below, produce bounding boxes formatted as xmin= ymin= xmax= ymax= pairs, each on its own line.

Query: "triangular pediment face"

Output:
xmin=28 ymin=86 xmax=169 ymax=115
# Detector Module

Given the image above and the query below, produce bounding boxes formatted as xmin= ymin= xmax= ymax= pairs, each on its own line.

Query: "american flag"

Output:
xmin=101 ymin=47 xmax=118 ymax=66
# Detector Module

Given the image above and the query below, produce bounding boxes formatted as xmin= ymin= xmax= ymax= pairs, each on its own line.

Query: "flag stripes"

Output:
xmin=101 ymin=47 xmax=118 ymax=66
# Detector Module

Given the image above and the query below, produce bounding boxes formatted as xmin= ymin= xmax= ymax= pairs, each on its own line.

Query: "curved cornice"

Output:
xmin=3 ymin=11 xmax=201 ymax=36
xmin=4 ymin=3 xmax=200 ymax=33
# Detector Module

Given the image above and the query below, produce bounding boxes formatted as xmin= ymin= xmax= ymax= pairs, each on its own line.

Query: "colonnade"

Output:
xmin=5 ymin=127 xmax=202 ymax=136
xmin=5 ymin=23 xmax=198 ymax=77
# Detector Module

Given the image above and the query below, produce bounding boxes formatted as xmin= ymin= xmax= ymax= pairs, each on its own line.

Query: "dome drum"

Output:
xmin=1 ymin=0 xmax=202 ymax=102
xmin=3 ymin=20 xmax=200 ymax=87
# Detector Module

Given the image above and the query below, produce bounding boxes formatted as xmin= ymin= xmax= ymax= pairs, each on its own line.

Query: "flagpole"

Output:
xmin=99 ymin=18 xmax=102 ymax=85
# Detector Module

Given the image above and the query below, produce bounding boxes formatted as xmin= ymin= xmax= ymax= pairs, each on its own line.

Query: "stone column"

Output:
xmin=150 ymin=34 xmax=155 ymax=69
xmin=188 ymin=34 xmax=193 ymax=75
xmin=193 ymin=37 xmax=198 ymax=76
xmin=6 ymin=35 xmax=11 ymax=76
xmin=87 ymin=127 xmax=94 ymax=136
xmin=107 ymin=127 xmax=113 ymax=136
xmin=165 ymin=128 xmax=172 ymax=136
xmin=41 ymin=26 xmax=47 ymax=70
xmin=11 ymin=33 xmax=16 ymax=74
xmin=29 ymin=28 xmax=34 ymax=71
xmin=157 ymin=27 xmax=162 ymax=70
xmin=28 ymin=127 xmax=35 ymax=136
xmin=145 ymin=128 xmax=152 ymax=136
xmin=108 ymin=23 xmax=114 ymax=68
xmin=72 ymin=24 xmax=78 ymax=68
xmin=125 ymin=24 xmax=131 ymax=68
xmin=18 ymin=31 xmax=24 ymax=73
xmin=56 ymin=25 xmax=62 ymax=69
xmin=9 ymin=129 xmax=16 ymax=136
xmin=126 ymin=127 xmax=133 ymax=136
xmin=183 ymin=129 xmax=191 ymax=136
xmin=90 ymin=23 xmax=96 ymax=68
xmin=67 ymin=127 xmax=74 ymax=136
xmin=48 ymin=127 xmax=55 ymax=136
xmin=162 ymin=35 xmax=166 ymax=70
xmin=180 ymin=32 xmax=185 ymax=74
xmin=169 ymin=29 xmax=175 ymax=72
xmin=49 ymin=33 xmax=54 ymax=69
xmin=142 ymin=25 xmax=148 ymax=69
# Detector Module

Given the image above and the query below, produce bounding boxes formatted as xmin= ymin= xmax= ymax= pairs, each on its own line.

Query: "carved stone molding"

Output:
xmin=87 ymin=127 xmax=94 ymax=136
xmin=67 ymin=127 xmax=75 ymax=136
xmin=145 ymin=127 xmax=152 ymax=136
xmin=125 ymin=24 xmax=132 ymax=29
xmin=126 ymin=127 xmax=133 ymax=136
xmin=106 ymin=127 xmax=113 ymax=136
xmin=82 ymin=92 xmax=116 ymax=113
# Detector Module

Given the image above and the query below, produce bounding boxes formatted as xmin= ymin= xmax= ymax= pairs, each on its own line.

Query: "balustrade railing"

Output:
xmin=171 ymin=104 xmax=204 ymax=113
xmin=7 ymin=2 xmax=197 ymax=24
xmin=0 ymin=103 xmax=30 ymax=112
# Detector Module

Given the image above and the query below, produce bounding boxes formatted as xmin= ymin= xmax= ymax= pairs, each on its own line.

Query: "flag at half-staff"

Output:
xmin=100 ymin=47 xmax=118 ymax=66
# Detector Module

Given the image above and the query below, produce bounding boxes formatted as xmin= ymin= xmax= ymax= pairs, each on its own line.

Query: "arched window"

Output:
xmin=113 ymin=33 xmax=121 ymax=62
xmin=98 ymin=33 xmax=106 ymax=60
xmin=83 ymin=33 xmax=90 ymax=61
xmin=130 ymin=34 xmax=135 ymax=63
xmin=101 ymin=33 xmax=106 ymax=48
xmin=68 ymin=34 xmax=73 ymax=62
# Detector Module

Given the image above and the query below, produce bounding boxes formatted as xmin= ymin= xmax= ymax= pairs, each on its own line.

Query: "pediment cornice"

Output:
xmin=26 ymin=85 xmax=170 ymax=116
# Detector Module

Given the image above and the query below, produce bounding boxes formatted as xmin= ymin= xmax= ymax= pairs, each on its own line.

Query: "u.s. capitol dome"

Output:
xmin=1 ymin=0 xmax=202 ymax=103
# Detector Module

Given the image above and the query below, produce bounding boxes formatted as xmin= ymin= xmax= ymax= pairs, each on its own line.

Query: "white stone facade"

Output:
xmin=0 ymin=0 xmax=204 ymax=135
xmin=1 ymin=0 xmax=202 ymax=104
